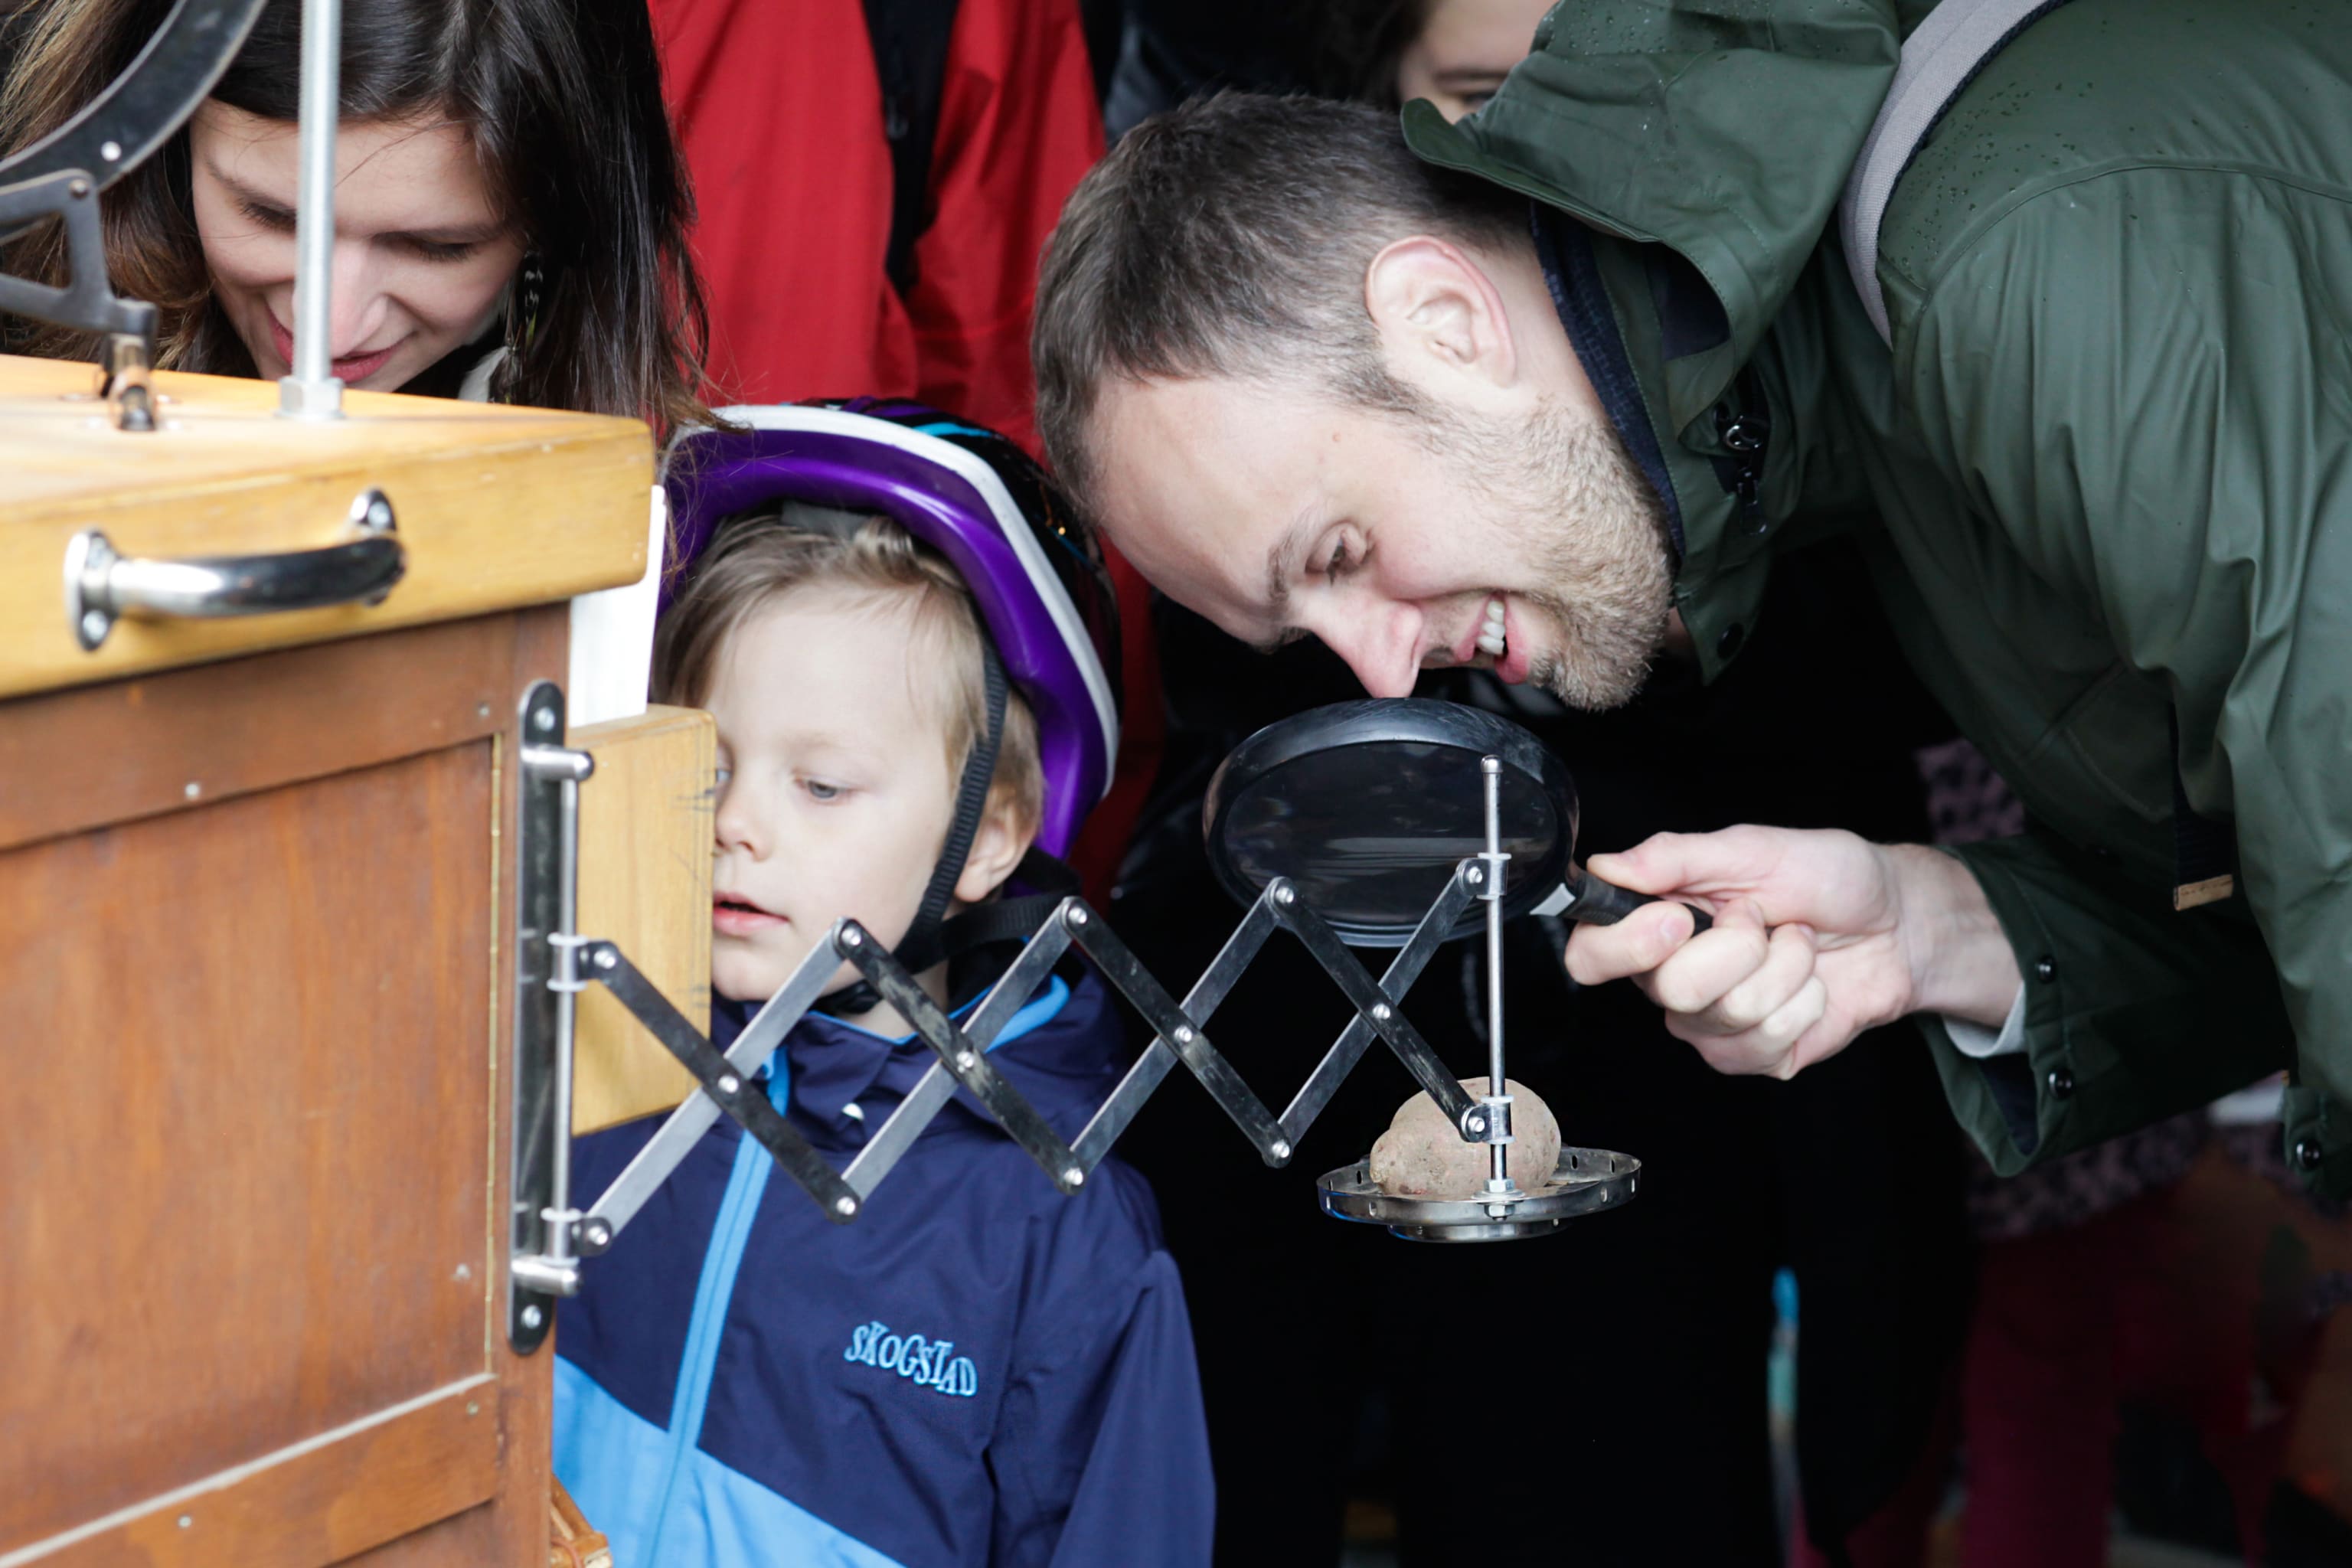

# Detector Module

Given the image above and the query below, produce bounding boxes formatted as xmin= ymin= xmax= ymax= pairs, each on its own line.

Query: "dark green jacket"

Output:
xmin=1406 ymin=0 xmax=2352 ymax=1193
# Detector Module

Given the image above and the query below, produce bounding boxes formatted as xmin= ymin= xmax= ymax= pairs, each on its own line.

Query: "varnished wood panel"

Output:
xmin=0 ymin=618 xmax=521 ymax=852
xmin=0 ymin=354 xmax=649 ymax=701
xmin=328 ymin=604 xmax=567 ymax=1568
xmin=0 ymin=748 xmax=496 ymax=1547
xmin=5 ymin=1379 xmax=498 ymax=1567
xmin=571 ymin=704 xmax=713 ymax=1134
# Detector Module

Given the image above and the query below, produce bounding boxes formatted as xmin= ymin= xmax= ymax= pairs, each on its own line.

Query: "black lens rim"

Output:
xmin=1201 ymin=697 xmax=1578 ymax=946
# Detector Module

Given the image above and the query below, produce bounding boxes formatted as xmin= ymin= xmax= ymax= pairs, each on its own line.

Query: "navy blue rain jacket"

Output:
xmin=553 ymin=966 xmax=1214 ymax=1566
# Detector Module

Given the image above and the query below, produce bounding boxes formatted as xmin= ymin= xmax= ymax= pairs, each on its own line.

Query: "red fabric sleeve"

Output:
xmin=648 ymin=0 xmax=906 ymax=407
xmin=900 ymin=0 xmax=1105 ymax=456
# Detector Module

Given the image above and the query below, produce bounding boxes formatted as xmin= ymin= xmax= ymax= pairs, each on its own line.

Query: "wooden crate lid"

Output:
xmin=0 ymin=353 xmax=655 ymax=699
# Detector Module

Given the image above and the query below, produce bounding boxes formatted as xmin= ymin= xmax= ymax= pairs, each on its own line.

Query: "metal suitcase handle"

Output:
xmin=65 ymin=488 xmax=403 ymax=651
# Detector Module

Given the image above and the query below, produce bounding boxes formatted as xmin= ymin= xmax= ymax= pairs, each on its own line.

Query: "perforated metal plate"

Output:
xmin=1318 ymin=1148 xmax=1641 ymax=1243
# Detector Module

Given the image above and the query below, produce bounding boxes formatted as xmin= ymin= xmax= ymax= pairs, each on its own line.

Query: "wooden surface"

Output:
xmin=0 ymin=606 xmax=567 ymax=1567
xmin=571 ymin=705 xmax=713 ymax=1134
xmin=546 ymin=1480 xmax=612 ymax=1568
xmin=16 ymin=1380 xmax=498 ymax=1568
xmin=0 ymin=617 xmax=521 ymax=853
xmin=0 ymin=354 xmax=651 ymax=701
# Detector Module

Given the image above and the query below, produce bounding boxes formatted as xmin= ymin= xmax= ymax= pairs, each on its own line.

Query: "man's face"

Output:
xmin=1090 ymin=373 xmax=1674 ymax=709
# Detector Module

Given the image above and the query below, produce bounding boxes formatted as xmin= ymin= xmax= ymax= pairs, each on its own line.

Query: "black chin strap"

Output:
xmin=814 ymin=645 xmax=1008 ymax=1018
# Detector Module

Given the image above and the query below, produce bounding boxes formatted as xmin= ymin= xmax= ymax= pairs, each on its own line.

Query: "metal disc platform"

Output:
xmin=1317 ymin=1148 xmax=1642 ymax=1243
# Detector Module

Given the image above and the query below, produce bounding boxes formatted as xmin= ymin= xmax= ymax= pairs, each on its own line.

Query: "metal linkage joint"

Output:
xmin=1462 ymin=1094 xmax=1514 ymax=1145
xmin=588 ymin=942 xmax=863 ymax=1223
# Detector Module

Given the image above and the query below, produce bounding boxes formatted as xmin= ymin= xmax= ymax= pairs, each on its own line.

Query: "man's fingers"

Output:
xmin=1682 ymin=922 xmax=1818 ymax=1035
xmin=1583 ymin=837 xmax=1697 ymax=897
xmin=1584 ymin=827 xmax=1785 ymax=900
xmin=1563 ymin=897 xmax=1711 ymax=986
xmin=1759 ymin=977 xmax=1829 ymax=1078
xmin=1667 ymin=974 xmax=1828 ymax=1079
xmin=1642 ymin=901 xmax=1771 ymax=1016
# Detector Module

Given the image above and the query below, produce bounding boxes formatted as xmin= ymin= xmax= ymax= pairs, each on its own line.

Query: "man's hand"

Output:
xmin=1563 ymin=827 xmax=2021 ymax=1079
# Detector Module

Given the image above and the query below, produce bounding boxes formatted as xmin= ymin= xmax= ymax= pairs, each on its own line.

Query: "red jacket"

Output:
xmin=649 ymin=0 xmax=1099 ymax=451
xmin=649 ymin=0 xmax=1158 ymax=896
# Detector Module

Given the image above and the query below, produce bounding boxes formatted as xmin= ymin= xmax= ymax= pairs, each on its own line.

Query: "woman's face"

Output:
xmin=1395 ymin=0 xmax=1559 ymax=120
xmin=188 ymin=101 xmax=524 ymax=392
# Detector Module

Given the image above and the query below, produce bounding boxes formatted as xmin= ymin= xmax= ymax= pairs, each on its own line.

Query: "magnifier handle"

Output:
xmin=1556 ymin=867 xmax=1713 ymax=934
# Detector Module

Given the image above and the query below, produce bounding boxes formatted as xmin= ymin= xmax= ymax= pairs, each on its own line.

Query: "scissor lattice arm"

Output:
xmin=570 ymin=863 xmax=1501 ymax=1253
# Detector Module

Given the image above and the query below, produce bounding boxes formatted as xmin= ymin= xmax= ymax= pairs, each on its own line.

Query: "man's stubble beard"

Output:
xmin=1438 ymin=394 xmax=1675 ymax=710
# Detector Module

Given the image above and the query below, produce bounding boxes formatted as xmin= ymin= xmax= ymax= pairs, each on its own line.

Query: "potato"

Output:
xmin=1367 ymin=1076 xmax=1560 ymax=1198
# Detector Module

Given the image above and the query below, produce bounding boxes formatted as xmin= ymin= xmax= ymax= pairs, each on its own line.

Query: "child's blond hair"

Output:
xmin=655 ymin=505 xmax=1044 ymax=839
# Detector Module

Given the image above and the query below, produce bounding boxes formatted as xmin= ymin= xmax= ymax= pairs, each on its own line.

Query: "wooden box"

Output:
xmin=0 ymin=357 xmax=650 ymax=1566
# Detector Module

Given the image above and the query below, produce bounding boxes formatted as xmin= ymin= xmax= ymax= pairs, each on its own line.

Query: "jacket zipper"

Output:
xmin=630 ymin=978 xmax=1070 ymax=1558
xmin=641 ymin=1067 xmax=786 ymax=1562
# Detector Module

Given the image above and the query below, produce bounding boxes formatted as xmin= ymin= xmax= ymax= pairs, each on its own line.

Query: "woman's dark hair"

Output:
xmin=0 ymin=0 xmax=711 ymax=431
xmin=1313 ymin=0 xmax=1429 ymax=109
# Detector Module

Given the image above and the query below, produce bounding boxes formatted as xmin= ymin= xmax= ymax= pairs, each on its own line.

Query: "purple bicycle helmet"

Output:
xmin=665 ymin=399 xmax=1122 ymax=863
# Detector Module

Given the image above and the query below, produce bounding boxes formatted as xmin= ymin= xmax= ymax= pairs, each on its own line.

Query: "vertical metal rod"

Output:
xmin=544 ymin=773 xmax=582 ymax=1266
xmin=278 ymin=0 xmax=342 ymax=418
xmin=1481 ymin=756 xmax=1509 ymax=1190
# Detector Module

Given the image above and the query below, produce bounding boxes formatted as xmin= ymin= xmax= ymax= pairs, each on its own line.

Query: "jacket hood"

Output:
xmin=1403 ymin=1 xmax=1899 ymax=433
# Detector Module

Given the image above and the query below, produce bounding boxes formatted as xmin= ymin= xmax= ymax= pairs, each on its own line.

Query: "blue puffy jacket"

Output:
xmin=554 ymin=966 xmax=1214 ymax=1566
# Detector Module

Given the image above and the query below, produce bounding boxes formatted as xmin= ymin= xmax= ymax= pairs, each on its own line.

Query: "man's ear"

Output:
xmin=950 ymin=786 xmax=1037 ymax=908
xmin=1364 ymin=235 xmax=1519 ymax=392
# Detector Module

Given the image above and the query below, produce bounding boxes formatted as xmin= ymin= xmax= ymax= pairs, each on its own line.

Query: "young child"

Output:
xmin=554 ymin=405 xmax=1213 ymax=1566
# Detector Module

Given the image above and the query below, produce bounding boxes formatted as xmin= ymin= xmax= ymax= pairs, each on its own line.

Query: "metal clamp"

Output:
xmin=65 ymin=488 xmax=402 ymax=651
xmin=1462 ymin=1094 xmax=1514 ymax=1145
xmin=508 ymin=681 xmax=594 ymax=1353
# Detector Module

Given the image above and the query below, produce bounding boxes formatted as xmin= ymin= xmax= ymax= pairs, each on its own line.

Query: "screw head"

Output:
xmin=1271 ymin=1140 xmax=1292 ymax=1160
xmin=1468 ymin=1116 xmax=1486 ymax=1133
xmin=1468 ymin=867 xmax=1483 ymax=885
xmin=521 ymin=1304 xmax=544 ymax=1329
xmin=1173 ymin=1025 xmax=1194 ymax=1044
xmin=1064 ymin=1168 xmax=1086 ymax=1187
xmin=67 ymin=177 xmax=89 ymax=198
xmin=476 ymin=701 xmax=491 ymax=719
xmin=717 ymin=1073 xmax=740 ymax=1095
xmin=835 ymin=1196 xmax=858 ymax=1216
xmin=80 ymin=609 xmax=108 ymax=644
xmin=955 ymin=1050 xmax=977 ymax=1070
xmin=841 ymin=927 xmax=863 ymax=947
xmin=1371 ymin=1003 xmax=1391 ymax=1021
xmin=178 ymin=1514 xmax=193 ymax=1530
xmin=595 ymin=947 xmax=616 ymax=969
xmin=100 ymin=139 xmax=121 ymax=162
xmin=1068 ymin=907 xmax=1089 ymax=926
xmin=1275 ymin=885 xmax=1295 ymax=905
xmin=532 ymin=707 xmax=556 ymax=733
xmin=183 ymin=780 xmax=201 ymax=799
xmin=466 ymin=1400 xmax=479 ymax=1416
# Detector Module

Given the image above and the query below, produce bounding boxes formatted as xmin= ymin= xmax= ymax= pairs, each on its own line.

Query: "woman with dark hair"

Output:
xmin=0 ymin=0 xmax=709 ymax=430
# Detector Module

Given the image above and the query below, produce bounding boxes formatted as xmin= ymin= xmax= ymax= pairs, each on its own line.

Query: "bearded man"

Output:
xmin=1028 ymin=0 xmax=2352 ymax=1199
